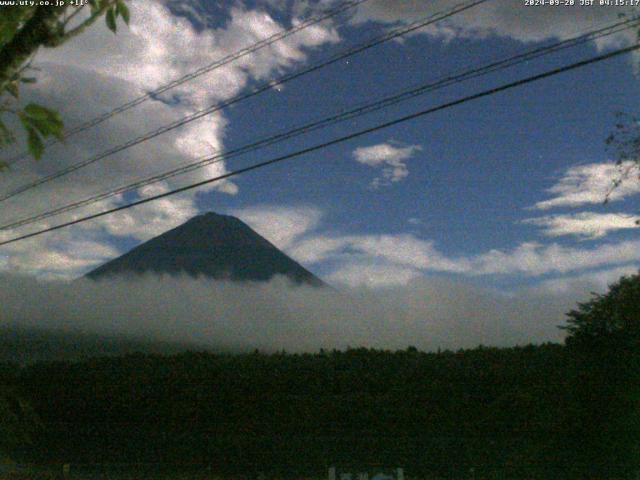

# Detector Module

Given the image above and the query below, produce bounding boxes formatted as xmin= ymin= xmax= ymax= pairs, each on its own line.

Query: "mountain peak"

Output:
xmin=86 ymin=212 xmax=324 ymax=286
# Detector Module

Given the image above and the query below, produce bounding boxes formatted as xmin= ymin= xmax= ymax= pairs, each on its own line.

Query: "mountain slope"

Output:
xmin=85 ymin=212 xmax=324 ymax=286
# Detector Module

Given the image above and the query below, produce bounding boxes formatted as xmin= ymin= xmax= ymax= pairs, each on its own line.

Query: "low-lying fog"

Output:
xmin=1 ymin=271 xmax=617 ymax=353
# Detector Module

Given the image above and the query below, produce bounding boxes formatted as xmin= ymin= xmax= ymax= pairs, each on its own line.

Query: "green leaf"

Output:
xmin=117 ymin=1 xmax=130 ymax=25
xmin=25 ymin=126 xmax=44 ymax=160
xmin=19 ymin=77 xmax=37 ymax=84
xmin=18 ymin=104 xmax=64 ymax=155
xmin=106 ymin=7 xmax=117 ymax=33
xmin=23 ymin=103 xmax=58 ymax=120
xmin=0 ymin=161 xmax=8 ymax=172
xmin=22 ymin=104 xmax=64 ymax=140
xmin=25 ymin=116 xmax=57 ymax=140
xmin=0 ymin=8 xmax=31 ymax=47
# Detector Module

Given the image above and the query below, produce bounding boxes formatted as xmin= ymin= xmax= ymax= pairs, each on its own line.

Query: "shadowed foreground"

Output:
xmin=1 ymin=342 xmax=637 ymax=479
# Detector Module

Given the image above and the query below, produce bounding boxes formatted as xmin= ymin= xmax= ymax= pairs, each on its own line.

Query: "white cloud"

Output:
xmin=0 ymin=273 xmax=577 ymax=352
xmin=523 ymin=212 xmax=640 ymax=239
xmin=529 ymin=265 xmax=639 ymax=296
xmin=4 ymin=196 xmax=638 ymax=289
xmin=0 ymin=2 xmax=342 ymax=276
xmin=532 ymin=161 xmax=640 ymax=210
xmin=230 ymin=205 xmax=324 ymax=250
xmin=353 ymin=142 xmax=421 ymax=188
xmin=325 ymin=262 xmax=422 ymax=287
xmin=220 ymin=205 xmax=466 ymax=285
xmin=472 ymin=240 xmax=640 ymax=276
xmin=273 ymin=228 xmax=472 ymax=275
xmin=350 ymin=0 xmax=636 ymax=49
xmin=45 ymin=3 xmax=340 ymax=105
xmin=2 ymin=1 xmax=636 ymax=284
xmin=314 ymin=236 xmax=640 ymax=282
xmin=289 ymin=235 xmax=352 ymax=264
xmin=97 ymin=185 xmax=199 ymax=241
xmin=338 ymin=234 xmax=470 ymax=273
xmin=226 ymin=205 xmax=640 ymax=288
xmin=0 ymin=227 xmax=119 ymax=280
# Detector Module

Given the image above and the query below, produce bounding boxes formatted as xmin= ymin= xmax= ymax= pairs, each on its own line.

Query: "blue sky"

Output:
xmin=0 ymin=0 xmax=639 ymax=294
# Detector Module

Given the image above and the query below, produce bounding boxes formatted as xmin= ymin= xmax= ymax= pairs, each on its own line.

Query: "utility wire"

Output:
xmin=0 ymin=42 xmax=637 ymax=247
xmin=0 ymin=16 xmax=635 ymax=232
xmin=0 ymin=0 xmax=489 ymax=203
xmin=3 ymin=0 xmax=371 ymax=166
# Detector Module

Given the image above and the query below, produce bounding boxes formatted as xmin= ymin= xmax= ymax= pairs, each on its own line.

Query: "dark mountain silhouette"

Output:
xmin=85 ymin=212 xmax=324 ymax=286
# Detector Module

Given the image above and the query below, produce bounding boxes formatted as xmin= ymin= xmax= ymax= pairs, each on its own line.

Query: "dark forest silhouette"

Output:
xmin=2 ymin=273 xmax=639 ymax=479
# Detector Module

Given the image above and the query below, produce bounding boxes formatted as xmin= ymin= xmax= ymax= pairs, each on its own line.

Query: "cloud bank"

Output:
xmin=532 ymin=161 xmax=640 ymax=210
xmin=523 ymin=212 xmax=640 ymax=239
xmin=350 ymin=0 xmax=636 ymax=49
xmin=232 ymin=204 xmax=640 ymax=287
xmin=0 ymin=272 xmax=609 ymax=354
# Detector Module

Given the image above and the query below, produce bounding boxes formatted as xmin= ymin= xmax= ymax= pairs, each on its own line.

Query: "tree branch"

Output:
xmin=61 ymin=5 xmax=86 ymax=29
xmin=0 ymin=6 xmax=64 ymax=91
xmin=55 ymin=3 xmax=114 ymax=46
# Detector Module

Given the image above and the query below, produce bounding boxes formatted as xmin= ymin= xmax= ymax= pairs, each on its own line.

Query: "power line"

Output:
xmin=3 ymin=0 xmax=371 ymax=166
xmin=0 ymin=42 xmax=636 ymax=247
xmin=0 ymin=16 xmax=636 ymax=233
xmin=0 ymin=0 xmax=489 ymax=203
xmin=0 ymin=0 xmax=486 ymax=198
xmin=0 ymin=24 xmax=635 ymax=232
